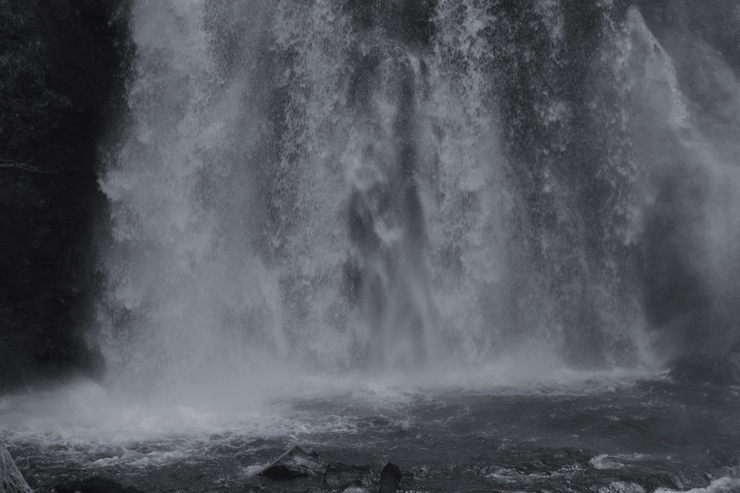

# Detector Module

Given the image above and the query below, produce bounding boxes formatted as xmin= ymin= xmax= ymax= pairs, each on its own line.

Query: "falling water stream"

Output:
xmin=2 ymin=1 xmax=740 ymax=491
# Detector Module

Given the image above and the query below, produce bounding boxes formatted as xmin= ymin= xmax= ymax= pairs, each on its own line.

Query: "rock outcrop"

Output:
xmin=258 ymin=446 xmax=325 ymax=480
xmin=378 ymin=462 xmax=402 ymax=493
xmin=324 ymin=462 xmax=382 ymax=489
xmin=0 ymin=441 xmax=32 ymax=493
xmin=253 ymin=447 xmax=409 ymax=492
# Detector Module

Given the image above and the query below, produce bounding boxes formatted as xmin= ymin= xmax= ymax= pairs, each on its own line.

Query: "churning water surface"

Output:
xmin=1 ymin=368 xmax=740 ymax=492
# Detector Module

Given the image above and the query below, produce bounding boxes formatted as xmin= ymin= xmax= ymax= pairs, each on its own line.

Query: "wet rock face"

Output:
xmin=0 ymin=441 xmax=32 ymax=493
xmin=378 ymin=462 xmax=401 ymax=493
xmin=242 ymin=447 xmax=411 ymax=493
xmin=636 ymin=0 xmax=740 ymax=70
xmin=324 ymin=462 xmax=380 ymax=489
xmin=0 ymin=0 xmax=129 ymax=392
xmin=259 ymin=447 xmax=325 ymax=480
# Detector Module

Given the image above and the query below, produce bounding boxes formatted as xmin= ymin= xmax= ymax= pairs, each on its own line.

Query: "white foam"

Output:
xmin=590 ymin=454 xmax=649 ymax=470
xmin=655 ymin=477 xmax=740 ymax=493
xmin=600 ymin=482 xmax=646 ymax=493
xmin=0 ymin=366 xmax=662 ymax=445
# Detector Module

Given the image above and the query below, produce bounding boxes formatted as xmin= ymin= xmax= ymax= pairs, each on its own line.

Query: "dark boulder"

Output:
xmin=324 ymin=462 xmax=381 ymax=489
xmin=378 ymin=462 xmax=402 ymax=493
xmin=259 ymin=446 xmax=325 ymax=480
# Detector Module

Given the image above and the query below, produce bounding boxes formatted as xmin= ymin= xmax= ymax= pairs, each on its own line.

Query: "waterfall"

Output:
xmin=96 ymin=0 xmax=740 ymax=393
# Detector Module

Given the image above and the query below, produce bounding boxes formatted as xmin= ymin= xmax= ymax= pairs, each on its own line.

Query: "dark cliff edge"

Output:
xmin=0 ymin=0 xmax=129 ymax=393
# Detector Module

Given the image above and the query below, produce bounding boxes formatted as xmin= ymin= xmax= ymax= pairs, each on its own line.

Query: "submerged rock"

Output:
xmin=0 ymin=441 xmax=32 ymax=493
xmin=378 ymin=462 xmax=402 ymax=493
xmin=53 ymin=477 xmax=142 ymax=493
xmin=324 ymin=462 xmax=381 ymax=489
xmin=668 ymin=353 xmax=740 ymax=386
xmin=259 ymin=446 xmax=325 ymax=480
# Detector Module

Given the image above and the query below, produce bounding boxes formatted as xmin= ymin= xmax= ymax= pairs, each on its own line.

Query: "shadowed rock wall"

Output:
xmin=0 ymin=0 xmax=129 ymax=392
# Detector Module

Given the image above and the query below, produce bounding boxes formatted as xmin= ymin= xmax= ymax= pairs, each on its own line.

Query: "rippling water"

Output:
xmin=2 ymin=371 xmax=739 ymax=492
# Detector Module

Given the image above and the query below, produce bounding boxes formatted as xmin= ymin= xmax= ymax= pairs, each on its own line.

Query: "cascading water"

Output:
xmin=96 ymin=0 xmax=740 ymax=391
xmin=3 ymin=2 xmax=740 ymax=492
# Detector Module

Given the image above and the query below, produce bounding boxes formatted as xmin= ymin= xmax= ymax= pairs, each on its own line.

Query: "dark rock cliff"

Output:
xmin=0 ymin=0 xmax=129 ymax=392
